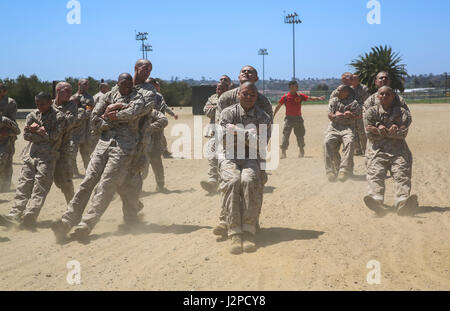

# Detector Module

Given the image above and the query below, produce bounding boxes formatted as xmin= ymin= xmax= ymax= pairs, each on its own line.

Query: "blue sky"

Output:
xmin=1 ymin=0 xmax=449 ymax=81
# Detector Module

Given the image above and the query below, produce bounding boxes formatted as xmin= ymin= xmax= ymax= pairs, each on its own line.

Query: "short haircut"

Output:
xmin=118 ymin=73 xmax=132 ymax=81
xmin=288 ymin=80 xmax=298 ymax=87
xmin=56 ymin=82 xmax=71 ymax=92
xmin=240 ymin=81 xmax=257 ymax=91
xmin=341 ymin=72 xmax=353 ymax=78
xmin=338 ymin=85 xmax=352 ymax=93
xmin=377 ymin=71 xmax=390 ymax=79
xmin=35 ymin=92 xmax=52 ymax=101
xmin=377 ymin=86 xmax=393 ymax=93
xmin=135 ymin=59 xmax=152 ymax=68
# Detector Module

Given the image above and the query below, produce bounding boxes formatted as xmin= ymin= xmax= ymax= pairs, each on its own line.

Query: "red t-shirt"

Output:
xmin=279 ymin=92 xmax=309 ymax=117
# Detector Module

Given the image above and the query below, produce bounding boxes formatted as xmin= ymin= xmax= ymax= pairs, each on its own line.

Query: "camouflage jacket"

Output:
xmin=75 ymin=92 xmax=95 ymax=110
xmin=204 ymin=93 xmax=219 ymax=123
xmin=21 ymin=107 xmax=68 ymax=163
xmin=364 ymin=102 xmax=412 ymax=156
xmin=328 ymin=96 xmax=361 ymax=127
xmin=132 ymin=109 xmax=169 ymax=170
xmin=216 ymin=87 xmax=273 ymax=123
xmin=363 ymin=92 xmax=409 ymax=115
xmin=92 ymin=89 xmax=146 ymax=154
xmin=72 ymin=107 xmax=89 ymax=144
xmin=353 ymin=84 xmax=370 ymax=106
xmin=219 ymin=103 xmax=271 ymax=161
xmin=52 ymin=99 xmax=77 ymax=159
xmin=0 ymin=96 xmax=20 ymax=138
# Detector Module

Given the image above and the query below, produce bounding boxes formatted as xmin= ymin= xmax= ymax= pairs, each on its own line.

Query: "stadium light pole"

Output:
xmin=141 ymin=44 xmax=153 ymax=60
xmin=135 ymin=31 xmax=149 ymax=59
xmin=445 ymin=72 xmax=448 ymax=95
xmin=258 ymin=48 xmax=268 ymax=95
xmin=284 ymin=12 xmax=302 ymax=81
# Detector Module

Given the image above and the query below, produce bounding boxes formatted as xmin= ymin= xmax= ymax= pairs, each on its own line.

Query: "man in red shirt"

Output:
xmin=274 ymin=80 xmax=324 ymax=158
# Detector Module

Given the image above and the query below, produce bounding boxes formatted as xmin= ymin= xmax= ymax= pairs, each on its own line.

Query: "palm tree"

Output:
xmin=350 ymin=45 xmax=407 ymax=94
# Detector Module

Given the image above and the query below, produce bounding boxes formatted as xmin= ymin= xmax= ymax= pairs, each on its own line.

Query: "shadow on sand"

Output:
xmin=257 ymin=227 xmax=324 ymax=248
xmin=349 ymin=174 xmax=366 ymax=182
xmin=74 ymin=222 xmax=213 ymax=244
xmin=263 ymin=186 xmax=276 ymax=194
xmin=414 ymin=206 xmax=450 ymax=215
xmin=140 ymin=187 xmax=196 ymax=198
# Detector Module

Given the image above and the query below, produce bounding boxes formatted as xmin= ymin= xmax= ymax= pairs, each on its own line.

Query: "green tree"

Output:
xmin=350 ymin=45 xmax=407 ymax=94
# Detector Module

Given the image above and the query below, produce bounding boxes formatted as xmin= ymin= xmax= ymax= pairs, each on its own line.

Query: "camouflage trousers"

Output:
xmin=61 ymin=144 xmax=133 ymax=231
xmin=366 ymin=144 xmax=412 ymax=205
xmin=9 ymin=159 xmax=56 ymax=220
xmin=281 ymin=116 xmax=305 ymax=151
xmin=70 ymin=140 xmax=90 ymax=175
xmin=354 ymin=119 xmax=367 ymax=154
xmin=89 ymin=133 xmax=100 ymax=154
xmin=160 ymin=131 xmax=169 ymax=153
xmin=149 ymin=149 xmax=165 ymax=187
xmin=206 ymin=137 xmax=218 ymax=183
xmin=324 ymin=125 xmax=355 ymax=175
xmin=54 ymin=153 xmax=75 ymax=204
xmin=219 ymin=159 xmax=263 ymax=236
xmin=0 ymin=138 xmax=15 ymax=192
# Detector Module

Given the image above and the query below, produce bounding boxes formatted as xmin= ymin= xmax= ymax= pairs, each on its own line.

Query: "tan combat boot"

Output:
xmin=229 ymin=234 xmax=243 ymax=255
xmin=327 ymin=172 xmax=337 ymax=182
xmin=364 ymin=195 xmax=385 ymax=215
xmin=397 ymin=195 xmax=418 ymax=216
xmin=213 ymin=223 xmax=227 ymax=237
xmin=242 ymin=232 xmax=257 ymax=253
xmin=337 ymin=171 xmax=348 ymax=182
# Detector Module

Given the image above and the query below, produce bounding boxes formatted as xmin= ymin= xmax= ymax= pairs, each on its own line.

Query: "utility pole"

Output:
xmin=135 ymin=31 xmax=149 ymax=59
xmin=258 ymin=48 xmax=268 ymax=95
xmin=284 ymin=12 xmax=302 ymax=81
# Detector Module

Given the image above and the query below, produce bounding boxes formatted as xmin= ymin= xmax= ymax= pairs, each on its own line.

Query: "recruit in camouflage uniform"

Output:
xmin=145 ymin=91 xmax=171 ymax=191
xmin=0 ymin=89 xmax=20 ymax=193
xmin=156 ymin=91 xmax=176 ymax=155
xmin=214 ymin=67 xmax=273 ymax=238
xmin=133 ymin=108 xmax=168 ymax=196
xmin=204 ymin=93 xmax=220 ymax=186
xmin=218 ymin=82 xmax=271 ymax=255
xmin=200 ymin=82 xmax=230 ymax=193
xmin=91 ymin=87 xmax=108 ymax=152
xmin=74 ymin=87 xmax=95 ymax=170
xmin=6 ymin=93 xmax=68 ymax=226
xmin=70 ymin=98 xmax=89 ymax=177
xmin=363 ymin=86 xmax=417 ymax=216
xmin=324 ymin=85 xmax=361 ymax=182
xmin=52 ymin=74 xmax=148 ymax=241
xmin=351 ymin=81 xmax=370 ymax=155
xmin=52 ymin=83 xmax=78 ymax=203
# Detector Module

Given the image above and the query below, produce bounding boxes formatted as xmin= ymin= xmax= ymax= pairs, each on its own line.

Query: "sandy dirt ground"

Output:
xmin=0 ymin=104 xmax=449 ymax=291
